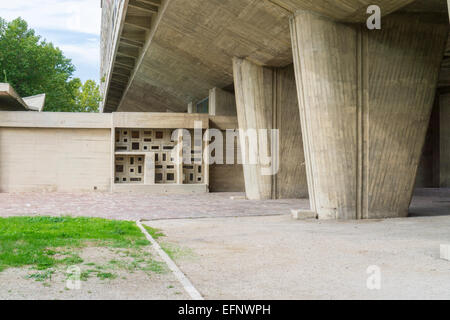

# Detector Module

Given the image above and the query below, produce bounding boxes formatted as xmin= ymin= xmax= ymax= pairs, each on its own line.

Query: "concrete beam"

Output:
xmin=0 ymin=112 xmax=112 ymax=129
xmin=290 ymin=11 xmax=448 ymax=219
xmin=122 ymin=29 xmax=146 ymax=42
xmin=124 ymin=15 xmax=152 ymax=30
xmin=128 ymin=0 xmax=159 ymax=14
xmin=113 ymin=66 xmax=132 ymax=77
xmin=269 ymin=0 xmax=415 ymax=22
xmin=120 ymin=38 xmax=145 ymax=48
xmin=115 ymin=56 xmax=136 ymax=67
xmin=117 ymin=45 xmax=140 ymax=59
xmin=140 ymin=0 xmax=161 ymax=7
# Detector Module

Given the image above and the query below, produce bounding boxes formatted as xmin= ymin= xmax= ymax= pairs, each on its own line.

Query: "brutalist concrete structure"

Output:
xmin=100 ymin=0 xmax=450 ymax=219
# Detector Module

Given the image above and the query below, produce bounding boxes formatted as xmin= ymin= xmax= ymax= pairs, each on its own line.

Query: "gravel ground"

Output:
xmin=0 ymin=188 xmax=448 ymax=299
xmin=146 ymin=214 xmax=450 ymax=300
xmin=0 ymin=246 xmax=190 ymax=300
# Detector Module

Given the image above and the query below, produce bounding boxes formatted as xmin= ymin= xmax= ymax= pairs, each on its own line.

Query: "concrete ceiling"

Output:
xmin=110 ymin=0 xmax=449 ymax=113
xmin=268 ymin=0 xmax=415 ymax=22
xmin=118 ymin=0 xmax=293 ymax=112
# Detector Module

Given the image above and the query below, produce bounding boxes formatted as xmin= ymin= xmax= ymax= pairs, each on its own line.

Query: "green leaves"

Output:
xmin=0 ymin=17 xmax=101 ymax=112
xmin=74 ymin=79 xmax=102 ymax=113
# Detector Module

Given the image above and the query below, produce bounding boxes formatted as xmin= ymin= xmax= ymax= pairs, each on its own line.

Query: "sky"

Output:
xmin=0 ymin=0 xmax=101 ymax=83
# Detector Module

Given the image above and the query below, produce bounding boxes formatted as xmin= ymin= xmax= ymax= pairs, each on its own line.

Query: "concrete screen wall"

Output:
xmin=0 ymin=111 xmax=244 ymax=194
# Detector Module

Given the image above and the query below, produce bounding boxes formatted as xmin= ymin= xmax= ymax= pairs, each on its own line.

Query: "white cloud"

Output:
xmin=0 ymin=0 xmax=102 ymax=81
xmin=0 ymin=0 xmax=101 ymax=35
xmin=59 ymin=43 xmax=99 ymax=66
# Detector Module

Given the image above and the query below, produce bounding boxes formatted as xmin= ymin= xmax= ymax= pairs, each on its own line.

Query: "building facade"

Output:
xmin=97 ymin=0 xmax=450 ymax=219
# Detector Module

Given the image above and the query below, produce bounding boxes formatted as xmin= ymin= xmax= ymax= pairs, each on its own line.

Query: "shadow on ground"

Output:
xmin=409 ymin=188 xmax=450 ymax=217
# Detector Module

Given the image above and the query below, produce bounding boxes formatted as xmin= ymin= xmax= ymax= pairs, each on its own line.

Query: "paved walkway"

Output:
xmin=0 ymin=192 xmax=309 ymax=220
xmin=147 ymin=214 xmax=450 ymax=299
xmin=0 ymin=189 xmax=448 ymax=221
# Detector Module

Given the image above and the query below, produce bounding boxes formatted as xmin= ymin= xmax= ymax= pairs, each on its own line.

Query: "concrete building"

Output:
xmin=0 ymin=78 xmax=245 ymax=194
xmin=99 ymin=0 xmax=450 ymax=220
xmin=0 ymin=83 xmax=45 ymax=112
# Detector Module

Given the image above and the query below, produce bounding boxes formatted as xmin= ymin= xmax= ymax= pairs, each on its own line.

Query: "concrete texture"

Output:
xmin=102 ymin=0 xmax=447 ymax=113
xmin=233 ymin=59 xmax=307 ymax=200
xmin=208 ymin=87 xmax=236 ymax=117
xmin=0 ymin=111 xmax=244 ymax=195
xmin=290 ymin=10 xmax=448 ymax=219
xmin=441 ymin=93 xmax=450 ymax=187
xmin=146 ymin=213 xmax=450 ymax=300
xmin=98 ymin=0 xmax=449 ymax=222
xmin=0 ymin=83 xmax=44 ymax=111
xmin=0 ymin=128 xmax=111 ymax=193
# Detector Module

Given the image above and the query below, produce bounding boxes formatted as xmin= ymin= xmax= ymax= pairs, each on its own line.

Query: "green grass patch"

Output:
xmin=161 ymin=242 xmax=193 ymax=261
xmin=26 ymin=269 xmax=55 ymax=282
xmin=144 ymin=224 xmax=193 ymax=261
xmin=96 ymin=272 xmax=117 ymax=280
xmin=0 ymin=216 xmax=149 ymax=272
xmin=144 ymin=226 xmax=165 ymax=240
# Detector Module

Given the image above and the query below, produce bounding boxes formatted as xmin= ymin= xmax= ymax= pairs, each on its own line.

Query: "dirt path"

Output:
xmin=0 ymin=246 xmax=190 ymax=300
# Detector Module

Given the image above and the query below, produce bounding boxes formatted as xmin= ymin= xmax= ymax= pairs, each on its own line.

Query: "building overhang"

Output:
xmin=101 ymin=0 xmax=449 ymax=114
xmin=100 ymin=0 xmax=164 ymax=113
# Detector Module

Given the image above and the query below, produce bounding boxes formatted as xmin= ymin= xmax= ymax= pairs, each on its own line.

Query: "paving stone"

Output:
xmin=0 ymin=192 xmax=309 ymax=221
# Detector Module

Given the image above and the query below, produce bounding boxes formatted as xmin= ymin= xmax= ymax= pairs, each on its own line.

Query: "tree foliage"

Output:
xmin=75 ymin=80 xmax=102 ymax=113
xmin=0 ymin=17 xmax=101 ymax=112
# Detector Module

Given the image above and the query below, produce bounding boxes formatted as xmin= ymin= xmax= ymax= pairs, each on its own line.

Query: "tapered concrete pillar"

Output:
xmin=441 ymin=93 xmax=450 ymax=187
xmin=233 ymin=58 xmax=308 ymax=200
xmin=290 ymin=11 xmax=448 ymax=219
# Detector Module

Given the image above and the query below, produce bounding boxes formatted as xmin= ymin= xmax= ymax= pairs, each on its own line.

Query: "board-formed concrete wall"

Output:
xmin=0 ymin=112 xmax=245 ymax=194
xmin=0 ymin=128 xmax=112 ymax=192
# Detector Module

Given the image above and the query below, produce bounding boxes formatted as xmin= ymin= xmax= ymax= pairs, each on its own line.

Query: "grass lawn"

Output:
xmin=0 ymin=216 xmax=165 ymax=276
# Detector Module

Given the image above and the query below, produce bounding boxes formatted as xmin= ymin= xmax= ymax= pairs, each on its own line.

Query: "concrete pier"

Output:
xmin=233 ymin=59 xmax=308 ymax=200
xmin=290 ymin=11 xmax=448 ymax=219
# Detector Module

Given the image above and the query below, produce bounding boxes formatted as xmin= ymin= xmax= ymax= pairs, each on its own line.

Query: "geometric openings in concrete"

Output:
xmin=114 ymin=128 xmax=205 ymax=185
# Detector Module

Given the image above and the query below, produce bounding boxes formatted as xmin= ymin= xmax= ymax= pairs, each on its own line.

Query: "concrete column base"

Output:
xmin=291 ymin=210 xmax=317 ymax=220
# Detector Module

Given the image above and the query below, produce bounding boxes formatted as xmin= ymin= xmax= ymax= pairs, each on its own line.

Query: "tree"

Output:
xmin=75 ymin=80 xmax=102 ymax=112
xmin=0 ymin=17 xmax=100 ymax=112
